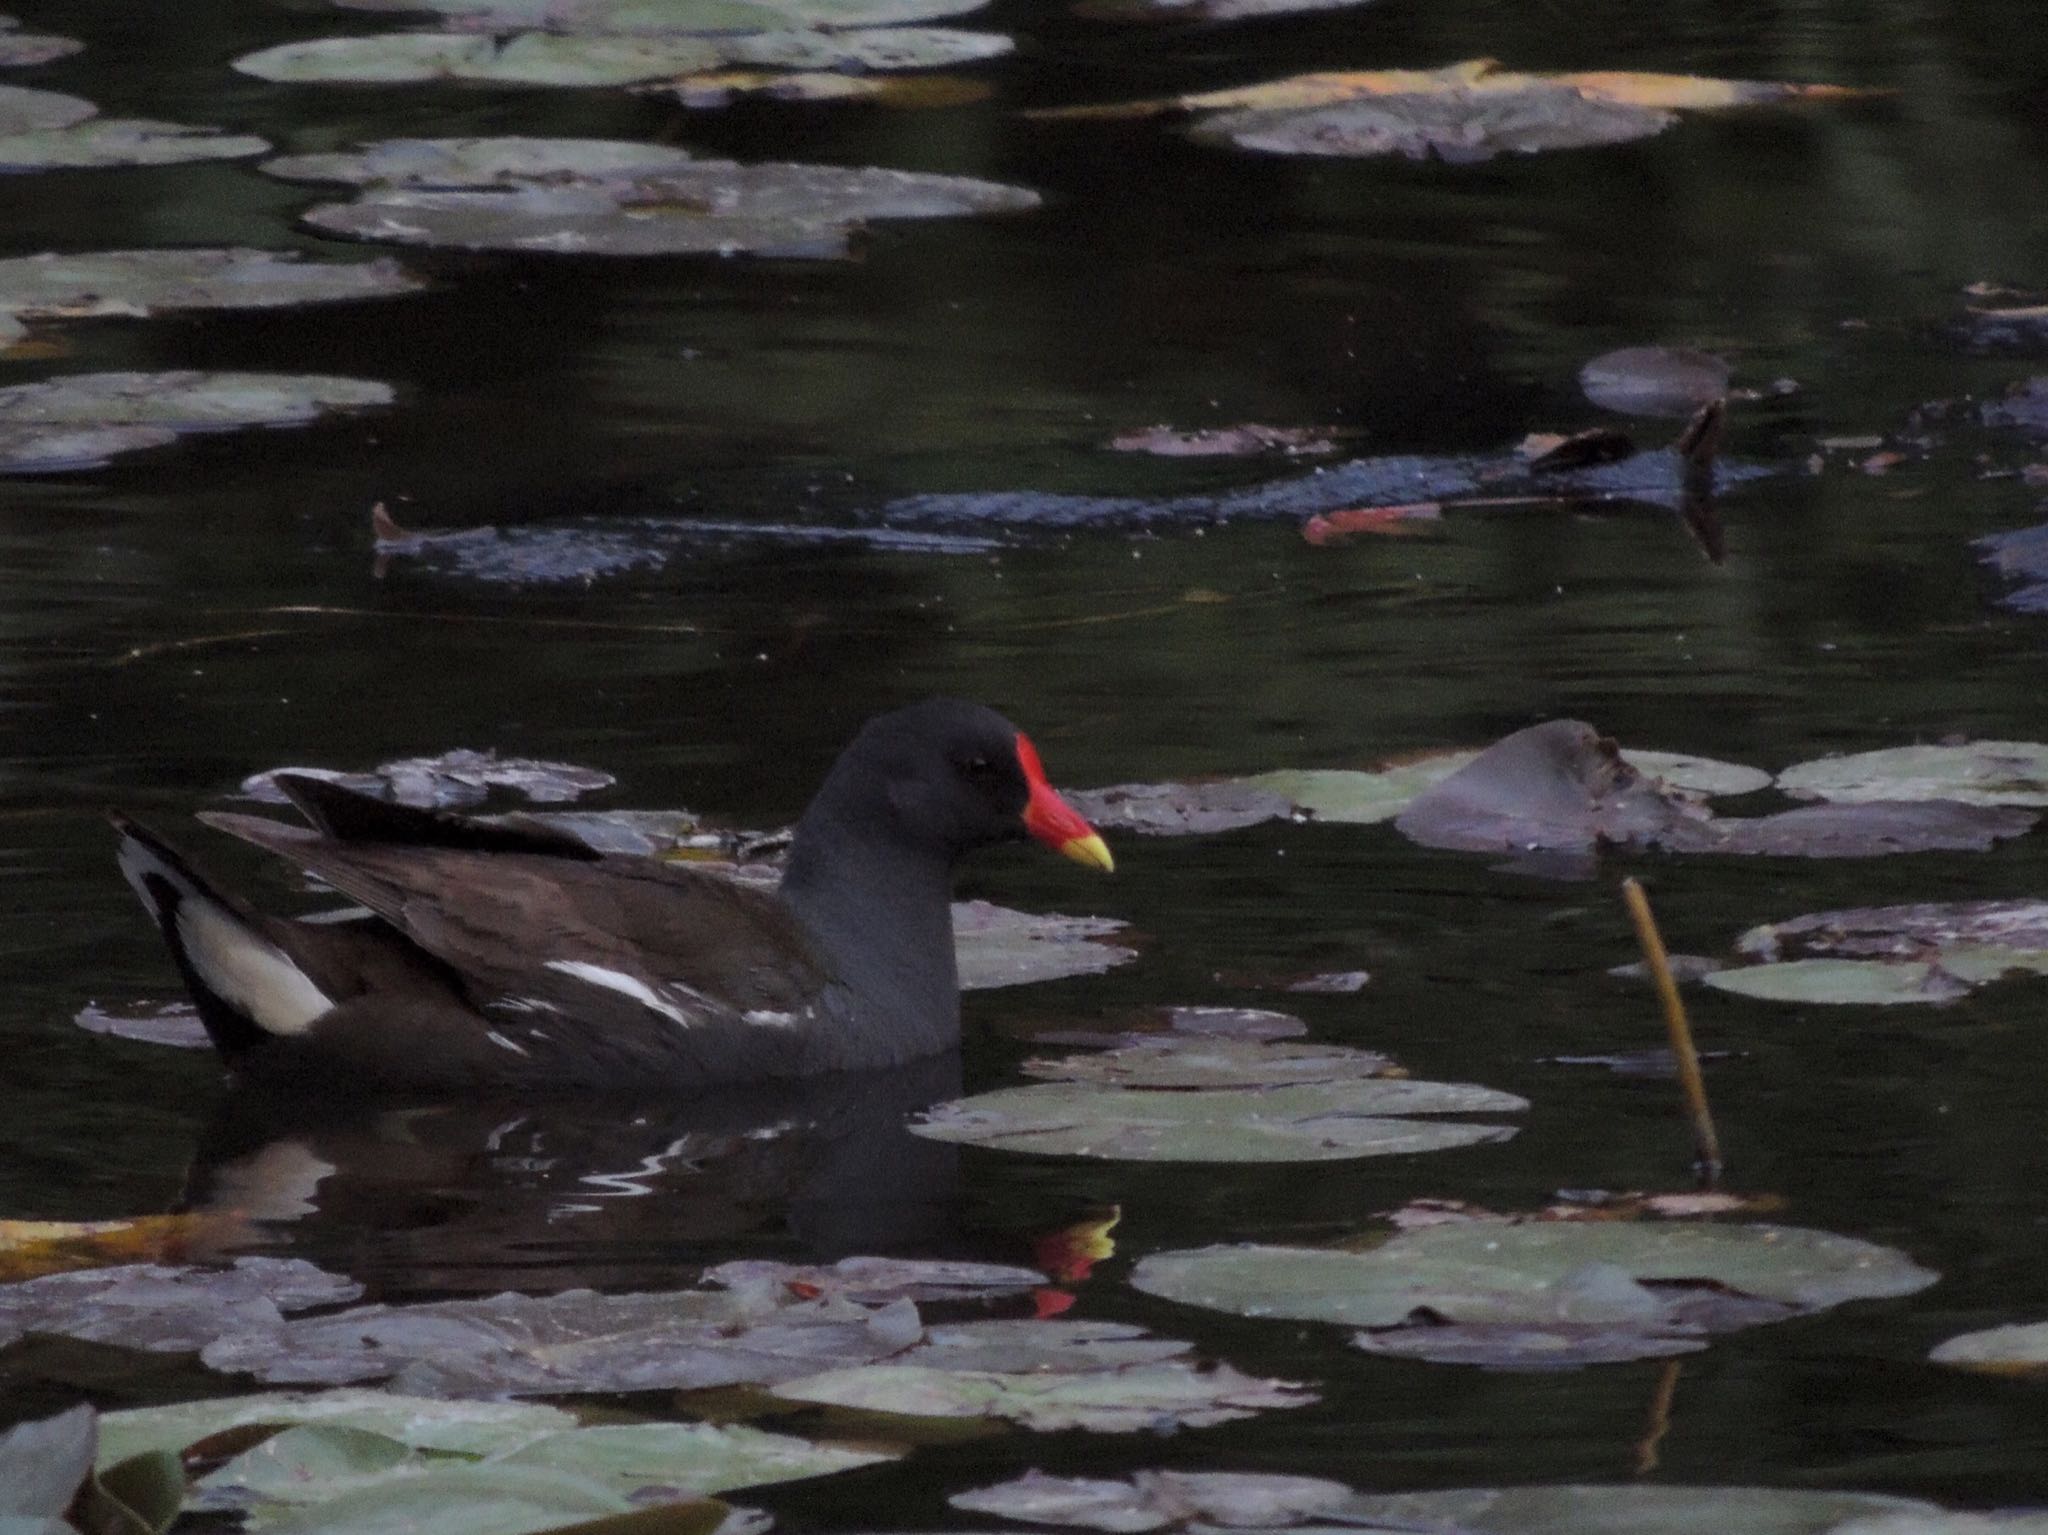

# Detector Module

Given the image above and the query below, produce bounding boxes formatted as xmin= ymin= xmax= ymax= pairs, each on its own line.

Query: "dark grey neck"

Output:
xmin=779 ymin=800 xmax=962 ymax=1069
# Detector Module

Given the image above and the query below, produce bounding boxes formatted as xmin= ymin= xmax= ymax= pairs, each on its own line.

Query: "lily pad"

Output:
xmin=0 ymin=422 xmax=180 ymax=473
xmin=772 ymin=1355 xmax=1313 ymax=1432
xmin=0 ymin=1257 xmax=364 ymax=1354
xmin=647 ymin=69 xmax=991 ymax=107
xmin=1131 ymin=1222 xmax=1936 ymax=1349
xmin=263 ymin=136 xmax=703 ymax=187
xmin=1704 ymin=958 xmax=1977 ymax=1006
xmin=1777 ymin=741 xmax=2048 ymax=806
xmin=701 ymin=1255 xmax=1046 ymax=1306
xmin=0 ymin=19 xmax=80 ymax=69
xmin=1929 ymin=1318 xmax=2048 ymax=1373
xmin=1064 ymin=779 xmax=1296 ymax=836
xmin=1020 ymin=1038 xmax=1394 ymax=1089
xmin=0 ymin=371 xmax=394 ymax=430
xmin=99 ymin=1391 xmax=576 ymax=1469
xmin=720 ymin=25 xmax=1008 ymax=69
xmin=950 ymin=1469 xmax=1357 ymax=1532
xmin=332 ymin=0 xmax=991 ymax=30
xmin=1333 ymin=1485 xmax=1943 ymax=1535
xmin=908 ymin=1075 xmax=1524 ymax=1162
xmin=0 ymin=117 xmax=270 ymax=172
xmin=1580 ymin=346 xmax=1734 ymax=418
xmin=0 ymin=249 xmax=421 ymax=321
xmin=0 ymin=1405 xmax=96 ymax=1525
xmin=0 ymin=83 xmax=93 ymax=133
xmin=951 ymin=899 xmax=1136 ymax=989
xmin=242 ymin=750 xmax=614 ymax=810
xmin=235 ymin=32 xmax=727 ymax=87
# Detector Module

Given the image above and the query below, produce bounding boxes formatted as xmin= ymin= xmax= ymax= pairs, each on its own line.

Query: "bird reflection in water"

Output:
xmin=180 ymin=1055 xmax=965 ymax=1296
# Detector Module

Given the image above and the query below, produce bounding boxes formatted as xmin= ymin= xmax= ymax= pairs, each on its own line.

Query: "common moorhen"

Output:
xmin=113 ymin=699 xmax=1112 ymax=1091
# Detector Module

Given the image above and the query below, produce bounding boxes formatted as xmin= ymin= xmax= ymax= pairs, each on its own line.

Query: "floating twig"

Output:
xmin=1620 ymin=876 xmax=1724 ymax=1183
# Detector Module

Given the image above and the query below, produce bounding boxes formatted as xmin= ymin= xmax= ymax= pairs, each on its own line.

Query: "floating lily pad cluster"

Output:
xmin=1704 ymin=899 xmax=2048 ymax=1006
xmin=0 ymin=82 xmax=267 ymax=171
xmin=1130 ymin=1217 xmax=1937 ymax=1369
xmin=1037 ymin=58 xmax=1869 ymax=162
xmin=1072 ymin=721 xmax=2039 ymax=867
xmin=911 ymin=1031 xmax=1524 ymax=1162
xmin=233 ymin=0 xmax=1011 ymax=106
xmin=255 ymin=135 xmax=1038 ymax=257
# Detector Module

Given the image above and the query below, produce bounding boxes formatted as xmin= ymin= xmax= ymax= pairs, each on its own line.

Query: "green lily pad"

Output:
xmin=1333 ymin=1485 xmax=1943 ymax=1535
xmin=263 ymin=136 xmax=703 ymax=187
xmin=98 ymin=1392 xmax=576 ymax=1470
xmin=1247 ymin=756 xmax=1473 ymax=824
xmin=1702 ymin=958 xmax=1972 ymax=1006
xmin=0 ymin=83 xmax=93 ymax=133
xmin=951 ymin=1469 xmax=1357 ymax=1532
xmin=238 ymin=1462 xmax=662 ymax=1535
xmin=0 ymin=1405 xmax=96 ymax=1523
xmin=1625 ymin=749 xmax=1772 ymax=797
xmin=951 ymin=899 xmax=1135 ymax=989
xmin=772 ymin=1357 xmax=1314 ymax=1432
xmin=0 ymin=371 xmax=393 ymax=434
xmin=1131 ymin=1221 xmax=1935 ymax=1334
xmin=0 ymin=422 xmax=181 ymax=473
xmin=1020 ymin=1038 xmax=1394 ymax=1088
xmin=908 ymin=1075 xmax=1524 ymax=1162
xmin=301 ymin=151 xmax=1037 ymax=257
xmin=235 ymin=32 xmax=727 ymax=87
xmin=1929 ymin=1319 xmax=2048 ymax=1373
xmin=0 ymin=117 xmax=270 ymax=171
xmin=332 ymin=0 xmax=991 ymax=32
xmin=720 ymin=25 xmax=1008 ymax=69
xmin=1777 ymin=741 xmax=2048 ymax=806
xmin=0 ymin=249 xmax=421 ymax=320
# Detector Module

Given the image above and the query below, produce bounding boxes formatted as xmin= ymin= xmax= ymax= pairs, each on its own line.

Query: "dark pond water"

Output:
xmin=6 ymin=0 xmax=2048 ymax=1519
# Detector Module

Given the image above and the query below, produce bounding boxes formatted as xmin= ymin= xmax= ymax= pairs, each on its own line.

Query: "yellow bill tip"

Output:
xmin=1059 ymin=832 xmax=1115 ymax=874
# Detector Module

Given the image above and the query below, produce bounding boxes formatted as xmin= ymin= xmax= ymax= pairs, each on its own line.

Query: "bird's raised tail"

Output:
xmin=111 ymin=813 xmax=336 ymax=1060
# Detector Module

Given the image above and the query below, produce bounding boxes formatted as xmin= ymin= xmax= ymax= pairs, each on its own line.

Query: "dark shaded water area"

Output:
xmin=7 ymin=0 xmax=2048 ymax=1517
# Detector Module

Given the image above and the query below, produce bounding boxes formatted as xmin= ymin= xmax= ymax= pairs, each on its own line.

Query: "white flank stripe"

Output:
xmin=545 ymin=960 xmax=696 ymax=1028
xmin=178 ymin=900 xmax=334 ymax=1037
xmin=485 ymin=1030 xmax=531 ymax=1057
xmin=743 ymin=1009 xmax=799 ymax=1029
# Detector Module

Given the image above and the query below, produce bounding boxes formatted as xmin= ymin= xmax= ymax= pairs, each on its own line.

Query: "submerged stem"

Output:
xmin=1620 ymin=876 xmax=1723 ymax=1184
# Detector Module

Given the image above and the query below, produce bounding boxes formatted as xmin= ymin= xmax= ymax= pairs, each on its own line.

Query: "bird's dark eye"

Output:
xmin=958 ymin=754 xmax=995 ymax=779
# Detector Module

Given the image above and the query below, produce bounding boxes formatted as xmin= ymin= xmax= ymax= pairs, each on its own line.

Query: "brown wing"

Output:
xmin=199 ymin=811 xmax=832 ymax=1030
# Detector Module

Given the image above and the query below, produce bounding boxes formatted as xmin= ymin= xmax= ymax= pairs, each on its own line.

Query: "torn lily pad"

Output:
xmin=1777 ymin=741 xmax=2048 ymax=806
xmin=909 ymin=1070 xmax=1523 ymax=1163
xmin=0 ymin=1257 xmax=363 ymax=1354
xmin=0 ymin=371 xmax=394 ymax=431
xmin=1132 ymin=1220 xmax=1935 ymax=1368
xmin=1930 ymin=1318 xmax=2048 ymax=1374
xmin=951 ymin=899 xmax=1135 ymax=989
xmin=0 ymin=248 xmax=421 ymax=322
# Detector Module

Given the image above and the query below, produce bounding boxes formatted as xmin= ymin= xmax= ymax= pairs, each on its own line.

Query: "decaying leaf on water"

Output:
xmin=0 ymin=249 xmax=421 ymax=323
xmin=1107 ymin=424 xmax=1342 ymax=458
xmin=1131 ymin=1219 xmax=1935 ymax=1369
xmin=241 ymin=749 xmax=615 ymax=810
xmin=0 ymin=13 xmax=81 ymax=67
xmin=0 ymin=1212 xmax=254 ymax=1282
xmin=910 ymin=1058 xmax=1523 ymax=1163
xmin=1517 ymin=426 xmax=1636 ymax=470
xmin=1033 ymin=58 xmax=1868 ymax=161
xmin=1580 ymin=346 xmax=1733 ymax=418
xmin=1299 ymin=502 xmax=1442 ymax=541
xmin=0 ymin=86 xmax=269 ymax=171
xmin=1701 ymin=899 xmax=2048 ymax=1006
xmin=702 ymin=1255 xmax=1045 ymax=1306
